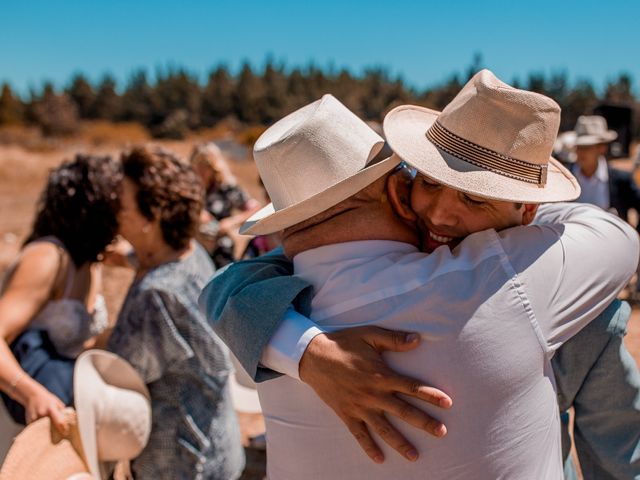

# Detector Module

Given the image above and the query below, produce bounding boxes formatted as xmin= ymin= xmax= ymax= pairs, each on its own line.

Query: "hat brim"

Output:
xmin=0 ymin=416 xmax=89 ymax=479
xmin=575 ymin=131 xmax=618 ymax=146
xmin=74 ymin=350 xmax=151 ymax=480
xmin=240 ymin=154 xmax=400 ymax=235
xmin=384 ymin=106 xmax=580 ymax=204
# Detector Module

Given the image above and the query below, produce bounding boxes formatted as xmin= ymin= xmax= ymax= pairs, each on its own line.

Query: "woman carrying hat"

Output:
xmin=107 ymin=146 xmax=244 ymax=479
xmin=0 ymin=155 xmax=121 ymax=434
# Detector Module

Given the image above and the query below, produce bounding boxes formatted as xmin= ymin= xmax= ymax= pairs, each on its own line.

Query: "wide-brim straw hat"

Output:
xmin=384 ymin=69 xmax=580 ymax=204
xmin=1 ymin=351 xmax=150 ymax=480
xmin=574 ymin=115 xmax=618 ymax=146
xmin=74 ymin=350 xmax=151 ymax=479
xmin=0 ymin=412 xmax=90 ymax=480
xmin=240 ymin=94 xmax=400 ymax=235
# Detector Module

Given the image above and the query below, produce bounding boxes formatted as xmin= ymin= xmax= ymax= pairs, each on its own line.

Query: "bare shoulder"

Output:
xmin=7 ymin=240 xmax=66 ymax=291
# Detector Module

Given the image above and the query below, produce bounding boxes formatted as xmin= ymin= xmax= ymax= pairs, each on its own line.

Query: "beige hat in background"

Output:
xmin=74 ymin=350 xmax=151 ymax=479
xmin=574 ymin=115 xmax=618 ymax=146
xmin=240 ymin=94 xmax=400 ymax=235
xmin=0 ymin=350 xmax=151 ymax=480
xmin=384 ymin=69 xmax=580 ymax=204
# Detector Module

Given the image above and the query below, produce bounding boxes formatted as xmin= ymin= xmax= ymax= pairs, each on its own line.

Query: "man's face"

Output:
xmin=576 ymin=144 xmax=606 ymax=167
xmin=410 ymin=173 xmax=527 ymax=253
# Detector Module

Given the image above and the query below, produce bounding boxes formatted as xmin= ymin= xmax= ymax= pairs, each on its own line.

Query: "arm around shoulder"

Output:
xmin=198 ymin=247 xmax=314 ymax=381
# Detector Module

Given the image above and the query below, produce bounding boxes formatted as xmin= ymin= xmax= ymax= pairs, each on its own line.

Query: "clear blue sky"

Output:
xmin=2 ymin=0 xmax=639 ymax=96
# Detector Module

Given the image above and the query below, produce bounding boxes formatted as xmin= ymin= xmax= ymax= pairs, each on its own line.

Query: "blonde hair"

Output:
xmin=189 ymin=143 xmax=236 ymax=188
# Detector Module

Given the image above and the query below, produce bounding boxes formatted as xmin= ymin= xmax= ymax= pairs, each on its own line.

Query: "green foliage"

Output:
xmin=0 ymin=83 xmax=24 ymax=125
xmin=9 ymin=59 xmax=640 ymax=140
xmin=31 ymin=83 xmax=79 ymax=136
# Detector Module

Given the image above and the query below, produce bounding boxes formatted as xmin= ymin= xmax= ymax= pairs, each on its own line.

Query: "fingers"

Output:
xmin=49 ymin=406 xmax=70 ymax=436
xmin=363 ymin=412 xmax=419 ymax=462
xmin=365 ymin=327 xmax=421 ymax=353
xmin=383 ymin=397 xmax=447 ymax=437
xmin=395 ymin=378 xmax=453 ymax=409
xmin=343 ymin=417 xmax=385 ymax=464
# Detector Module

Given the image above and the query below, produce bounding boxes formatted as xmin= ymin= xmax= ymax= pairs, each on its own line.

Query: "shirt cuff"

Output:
xmin=260 ymin=307 xmax=325 ymax=380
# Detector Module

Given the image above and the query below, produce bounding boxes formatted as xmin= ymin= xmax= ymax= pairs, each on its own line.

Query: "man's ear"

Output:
xmin=386 ymin=169 xmax=417 ymax=223
xmin=521 ymin=204 xmax=539 ymax=225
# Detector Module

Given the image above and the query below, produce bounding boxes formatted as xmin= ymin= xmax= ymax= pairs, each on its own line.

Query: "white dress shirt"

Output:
xmin=258 ymin=203 xmax=638 ymax=480
xmin=572 ymin=156 xmax=610 ymax=210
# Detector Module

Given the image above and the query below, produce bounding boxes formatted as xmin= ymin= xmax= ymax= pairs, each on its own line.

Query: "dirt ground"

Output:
xmin=0 ymin=129 xmax=638 ymax=479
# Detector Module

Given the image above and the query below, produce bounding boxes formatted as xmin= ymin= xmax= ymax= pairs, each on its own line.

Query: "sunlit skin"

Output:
xmin=410 ymin=173 xmax=538 ymax=253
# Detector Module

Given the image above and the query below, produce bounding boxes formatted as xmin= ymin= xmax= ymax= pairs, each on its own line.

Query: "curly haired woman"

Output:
xmin=0 ymin=154 xmax=121 ymax=432
xmin=107 ymin=146 xmax=244 ymax=479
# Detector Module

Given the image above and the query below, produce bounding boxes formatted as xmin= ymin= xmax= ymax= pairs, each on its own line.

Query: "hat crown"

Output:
xmin=253 ymin=94 xmax=384 ymax=211
xmin=575 ymin=115 xmax=609 ymax=136
xmin=95 ymin=384 xmax=151 ymax=461
xmin=438 ymin=69 xmax=561 ymax=166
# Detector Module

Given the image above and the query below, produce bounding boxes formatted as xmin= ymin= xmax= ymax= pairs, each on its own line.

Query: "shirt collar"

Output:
xmin=293 ymin=240 xmax=418 ymax=274
xmin=572 ymin=156 xmax=609 ymax=183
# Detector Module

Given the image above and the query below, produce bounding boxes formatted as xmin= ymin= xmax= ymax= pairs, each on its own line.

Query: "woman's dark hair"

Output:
xmin=26 ymin=154 xmax=122 ymax=266
xmin=121 ymin=146 xmax=203 ymax=250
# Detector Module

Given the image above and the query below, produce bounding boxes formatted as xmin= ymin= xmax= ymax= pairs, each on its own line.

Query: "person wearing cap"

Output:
xmin=571 ymin=115 xmax=640 ymax=231
xmin=200 ymin=76 xmax=639 ymax=479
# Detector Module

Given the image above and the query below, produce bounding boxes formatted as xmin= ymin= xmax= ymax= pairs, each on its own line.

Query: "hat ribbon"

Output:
xmin=426 ymin=121 xmax=548 ymax=186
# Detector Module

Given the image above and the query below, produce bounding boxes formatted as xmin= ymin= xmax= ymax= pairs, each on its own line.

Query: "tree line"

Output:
xmin=0 ymin=59 xmax=637 ymax=139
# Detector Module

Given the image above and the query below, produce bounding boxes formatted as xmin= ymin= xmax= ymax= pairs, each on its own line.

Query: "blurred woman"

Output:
xmin=0 ymin=155 xmax=121 ymax=431
xmin=190 ymin=143 xmax=260 ymax=267
xmin=107 ymin=146 xmax=244 ymax=479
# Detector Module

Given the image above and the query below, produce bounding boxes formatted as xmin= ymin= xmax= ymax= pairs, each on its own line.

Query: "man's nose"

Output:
xmin=426 ymin=189 xmax=458 ymax=227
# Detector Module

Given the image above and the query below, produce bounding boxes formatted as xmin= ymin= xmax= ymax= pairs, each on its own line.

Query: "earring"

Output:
xmin=142 ymin=223 xmax=151 ymax=234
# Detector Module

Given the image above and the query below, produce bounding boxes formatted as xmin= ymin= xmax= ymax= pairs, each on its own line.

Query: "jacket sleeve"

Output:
xmin=198 ymin=247 xmax=314 ymax=382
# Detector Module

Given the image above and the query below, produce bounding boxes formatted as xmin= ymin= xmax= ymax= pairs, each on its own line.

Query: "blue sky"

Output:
xmin=2 ymin=0 xmax=639 ymax=95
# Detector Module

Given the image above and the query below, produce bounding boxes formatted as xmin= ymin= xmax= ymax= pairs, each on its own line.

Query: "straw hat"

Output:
xmin=574 ymin=115 xmax=618 ymax=146
xmin=0 ymin=350 xmax=151 ymax=480
xmin=0 ymin=412 xmax=90 ymax=480
xmin=240 ymin=94 xmax=400 ymax=235
xmin=384 ymin=69 xmax=580 ymax=204
xmin=74 ymin=350 xmax=151 ymax=479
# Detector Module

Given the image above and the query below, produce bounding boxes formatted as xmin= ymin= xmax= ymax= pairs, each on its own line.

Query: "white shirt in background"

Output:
xmin=258 ymin=203 xmax=637 ymax=480
xmin=572 ymin=156 xmax=610 ymax=210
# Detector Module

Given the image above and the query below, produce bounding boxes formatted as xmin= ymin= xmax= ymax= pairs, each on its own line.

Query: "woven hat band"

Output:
xmin=426 ymin=121 xmax=548 ymax=186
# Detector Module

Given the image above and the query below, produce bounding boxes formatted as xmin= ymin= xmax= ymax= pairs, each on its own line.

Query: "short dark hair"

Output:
xmin=27 ymin=154 xmax=122 ymax=266
xmin=121 ymin=146 xmax=203 ymax=250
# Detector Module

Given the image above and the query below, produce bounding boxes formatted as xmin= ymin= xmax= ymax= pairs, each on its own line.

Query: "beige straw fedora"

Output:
xmin=240 ymin=94 xmax=400 ymax=235
xmin=574 ymin=115 xmax=618 ymax=146
xmin=74 ymin=350 xmax=151 ymax=479
xmin=0 ymin=350 xmax=151 ymax=480
xmin=384 ymin=69 xmax=580 ymax=204
xmin=0 ymin=411 xmax=90 ymax=480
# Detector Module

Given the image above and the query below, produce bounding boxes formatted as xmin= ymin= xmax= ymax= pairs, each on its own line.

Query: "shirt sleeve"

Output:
xmin=499 ymin=202 xmax=639 ymax=353
xmin=259 ymin=307 xmax=326 ymax=379
xmin=109 ymin=289 xmax=194 ymax=383
xmin=198 ymin=247 xmax=315 ymax=382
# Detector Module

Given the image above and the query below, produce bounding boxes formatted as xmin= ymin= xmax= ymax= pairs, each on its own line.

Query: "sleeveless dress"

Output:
xmin=0 ymin=237 xmax=109 ymax=429
xmin=22 ymin=237 xmax=108 ymax=357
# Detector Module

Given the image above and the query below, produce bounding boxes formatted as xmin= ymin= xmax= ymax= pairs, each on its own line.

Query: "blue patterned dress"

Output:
xmin=108 ymin=243 xmax=244 ymax=479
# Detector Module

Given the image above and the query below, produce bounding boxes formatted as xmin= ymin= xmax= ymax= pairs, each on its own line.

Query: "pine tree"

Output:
xmin=66 ymin=73 xmax=95 ymax=119
xmin=92 ymin=74 xmax=122 ymax=120
xmin=202 ymin=65 xmax=235 ymax=126
xmin=0 ymin=83 xmax=24 ymax=125
xmin=32 ymin=83 xmax=79 ymax=136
